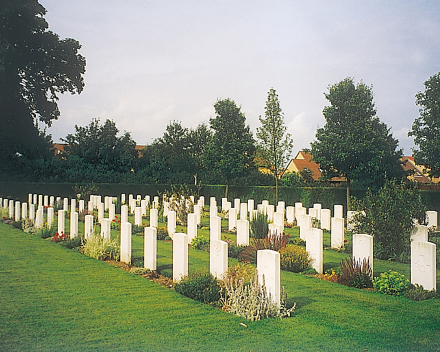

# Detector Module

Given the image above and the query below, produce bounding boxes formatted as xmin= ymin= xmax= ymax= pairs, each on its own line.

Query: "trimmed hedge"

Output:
xmin=1 ymin=182 xmax=440 ymax=213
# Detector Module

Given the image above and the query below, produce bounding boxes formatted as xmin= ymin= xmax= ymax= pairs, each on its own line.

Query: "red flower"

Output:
xmin=118 ymin=220 xmax=120 ymax=223
xmin=2 ymin=217 xmax=5 ymax=220
xmin=286 ymin=234 xmax=290 ymax=237
xmin=344 ymin=239 xmax=348 ymax=242
xmin=112 ymin=219 xmax=115 ymax=222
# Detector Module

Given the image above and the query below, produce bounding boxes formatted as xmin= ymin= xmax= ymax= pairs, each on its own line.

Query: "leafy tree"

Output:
xmin=61 ymin=118 xmax=138 ymax=182
xmin=408 ymin=72 xmax=440 ymax=177
xmin=187 ymin=122 xmax=212 ymax=184
xmin=205 ymin=99 xmax=256 ymax=197
xmin=310 ymin=78 xmax=404 ymax=209
xmin=351 ymin=180 xmax=426 ymax=261
xmin=256 ymin=88 xmax=293 ymax=203
xmin=0 ymin=0 xmax=86 ymax=167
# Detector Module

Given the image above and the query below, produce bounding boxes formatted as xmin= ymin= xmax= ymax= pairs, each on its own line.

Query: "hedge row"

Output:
xmin=1 ymin=182 xmax=439 ymax=212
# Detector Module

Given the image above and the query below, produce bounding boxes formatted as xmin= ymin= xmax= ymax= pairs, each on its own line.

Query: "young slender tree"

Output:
xmin=256 ymin=88 xmax=293 ymax=203
xmin=310 ymin=78 xmax=404 ymax=209
xmin=408 ymin=72 xmax=440 ymax=177
xmin=205 ymin=99 xmax=256 ymax=198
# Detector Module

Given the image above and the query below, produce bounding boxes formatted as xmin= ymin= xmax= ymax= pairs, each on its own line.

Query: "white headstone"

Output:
xmin=100 ymin=218 xmax=111 ymax=240
xmin=109 ymin=203 xmax=115 ymax=221
xmin=411 ymin=241 xmax=436 ymax=291
xmin=426 ymin=211 xmax=438 ymax=229
xmin=144 ymin=227 xmax=157 ymax=270
xmin=210 ymin=199 xmax=217 ymax=218
xmin=313 ymin=203 xmax=322 ymax=220
xmin=352 ymin=234 xmax=374 ymax=273
xmin=134 ymin=206 xmax=142 ymax=226
xmin=286 ymin=206 xmax=295 ymax=224
xmin=228 ymin=208 xmax=237 ymax=231
xmin=273 ymin=212 xmax=284 ymax=227
xmin=8 ymin=200 xmax=14 ymax=219
xmin=247 ymin=199 xmax=254 ymax=212
xmin=411 ymin=225 xmax=428 ymax=242
xmin=98 ymin=202 xmax=104 ymax=223
xmin=63 ymin=198 xmax=69 ymax=212
xmin=237 ymin=219 xmax=249 ymax=246
xmin=187 ymin=213 xmax=198 ymax=242
xmin=298 ymin=214 xmax=311 ymax=240
xmin=334 ymin=205 xmax=343 ymax=219
xmin=210 ymin=240 xmax=228 ymax=280
xmin=321 ymin=209 xmax=331 ymax=231
xmin=49 ymin=196 xmax=54 ymax=207
xmin=306 ymin=228 xmax=323 ymax=274
xmin=257 ymin=249 xmax=280 ymax=305
xmin=234 ymin=198 xmax=240 ymax=210
xmin=149 ymin=208 xmax=158 ymax=228
xmin=58 ymin=210 xmax=65 ymax=235
xmin=167 ymin=210 xmax=176 ymax=239
xmin=266 ymin=205 xmax=275 ymax=222
xmin=71 ymin=199 xmax=76 ymax=213
xmin=47 ymin=207 xmax=54 ymax=229
xmin=29 ymin=204 xmax=35 ymax=222
xmin=44 ymin=195 xmax=49 ymax=207
xmin=70 ymin=211 xmax=78 ymax=238
xmin=84 ymin=214 xmax=94 ymax=239
xmin=79 ymin=200 xmax=85 ymax=213
xmin=193 ymin=204 xmax=201 ymax=225
xmin=120 ymin=222 xmax=132 ymax=264
xmin=35 ymin=207 xmax=44 ymax=229
xmin=210 ymin=215 xmax=221 ymax=242
xmin=121 ymin=205 xmax=128 ymax=224
xmin=221 ymin=198 xmax=228 ymax=211
xmin=331 ymin=217 xmax=344 ymax=248
xmin=14 ymin=201 xmax=20 ymax=222
xmin=240 ymin=203 xmax=247 ymax=220
xmin=173 ymin=233 xmax=188 ymax=282
xmin=308 ymin=207 xmax=318 ymax=220
xmin=21 ymin=202 xmax=27 ymax=220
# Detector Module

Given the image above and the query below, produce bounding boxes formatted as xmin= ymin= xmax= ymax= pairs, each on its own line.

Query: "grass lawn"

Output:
xmin=1 ymin=215 xmax=440 ymax=351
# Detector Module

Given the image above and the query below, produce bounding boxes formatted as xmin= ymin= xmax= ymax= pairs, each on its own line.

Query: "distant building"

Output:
xmin=401 ymin=156 xmax=438 ymax=183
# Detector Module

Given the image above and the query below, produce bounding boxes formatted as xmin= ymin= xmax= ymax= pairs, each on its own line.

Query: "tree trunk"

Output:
xmin=346 ymin=178 xmax=351 ymax=211
xmin=275 ymin=174 xmax=279 ymax=204
xmin=225 ymin=179 xmax=229 ymax=199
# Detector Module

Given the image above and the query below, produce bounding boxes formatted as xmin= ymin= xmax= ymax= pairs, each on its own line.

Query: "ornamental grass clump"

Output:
xmin=338 ymin=257 xmax=373 ymax=289
xmin=373 ymin=270 xmax=410 ymax=296
xmin=238 ymin=234 xmax=288 ymax=263
xmin=221 ymin=272 xmax=295 ymax=321
xmin=279 ymin=245 xmax=312 ymax=273
xmin=250 ymin=213 xmax=269 ymax=239
xmin=82 ymin=234 xmax=120 ymax=261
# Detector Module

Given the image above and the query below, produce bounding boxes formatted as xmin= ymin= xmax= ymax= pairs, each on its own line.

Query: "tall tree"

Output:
xmin=62 ymin=118 xmax=138 ymax=181
xmin=408 ymin=72 xmax=440 ymax=177
xmin=310 ymin=78 xmax=404 ymax=209
xmin=205 ymin=99 xmax=256 ymax=197
xmin=256 ymin=88 xmax=293 ymax=203
xmin=0 ymin=0 xmax=85 ymax=165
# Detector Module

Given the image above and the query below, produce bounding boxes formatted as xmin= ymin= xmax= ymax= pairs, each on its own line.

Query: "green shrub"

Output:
xmin=338 ymin=257 xmax=373 ymax=289
xmin=373 ymin=270 xmax=410 ymax=296
xmin=174 ymin=272 xmax=222 ymax=304
xmin=132 ymin=224 xmax=144 ymax=235
xmin=279 ymin=245 xmax=311 ymax=273
xmin=36 ymin=225 xmax=57 ymax=239
xmin=224 ymin=262 xmax=256 ymax=285
xmin=59 ymin=236 xmax=82 ymax=250
xmin=82 ymin=235 xmax=120 ymax=261
xmin=129 ymin=268 xmax=150 ymax=275
xmin=228 ymin=243 xmax=245 ymax=258
xmin=191 ymin=235 xmax=210 ymax=251
xmin=250 ymin=213 xmax=269 ymax=239
xmin=157 ymin=227 xmax=168 ymax=240
xmin=404 ymin=284 xmax=438 ymax=301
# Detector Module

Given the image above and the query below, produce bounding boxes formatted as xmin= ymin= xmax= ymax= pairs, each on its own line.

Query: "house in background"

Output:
xmin=284 ymin=151 xmax=346 ymax=183
xmin=401 ymin=156 xmax=439 ymax=183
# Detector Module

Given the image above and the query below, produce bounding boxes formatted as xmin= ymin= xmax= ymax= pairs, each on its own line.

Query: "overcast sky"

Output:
xmin=41 ymin=0 xmax=440 ymax=157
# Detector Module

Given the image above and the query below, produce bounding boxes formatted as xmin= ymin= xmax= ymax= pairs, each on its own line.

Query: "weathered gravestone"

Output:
xmin=426 ymin=211 xmax=438 ymax=229
xmin=411 ymin=225 xmax=428 ymax=242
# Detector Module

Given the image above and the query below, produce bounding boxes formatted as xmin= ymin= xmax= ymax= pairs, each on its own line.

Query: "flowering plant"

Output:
xmin=52 ymin=232 xmax=70 ymax=242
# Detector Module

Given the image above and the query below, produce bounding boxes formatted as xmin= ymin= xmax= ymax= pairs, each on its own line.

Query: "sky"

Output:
xmin=41 ymin=0 xmax=440 ymax=157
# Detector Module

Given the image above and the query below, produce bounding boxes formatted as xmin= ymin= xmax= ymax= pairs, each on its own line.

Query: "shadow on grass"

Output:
xmin=157 ymin=264 xmax=173 ymax=278
xmin=323 ymin=262 xmax=341 ymax=272
xmin=291 ymin=296 xmax=315 ymax=309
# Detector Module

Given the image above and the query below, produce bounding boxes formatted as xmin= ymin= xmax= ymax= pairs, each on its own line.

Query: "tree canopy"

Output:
xmin=256 ymin=88 xmax=293 ymax=203
xmin=310 ymin=78 xmax=404 ymax=208
xmin=205 ymin=99 xmax=256 ymax=197
xmin=408 ymin=72 xmax=440 ymax=177
xmin=0 ymin=0 xmax=86 ymax=166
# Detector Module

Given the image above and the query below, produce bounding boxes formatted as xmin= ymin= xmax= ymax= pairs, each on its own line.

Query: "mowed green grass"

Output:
xmin=1 ymin=219 xmax=440 ymax=352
